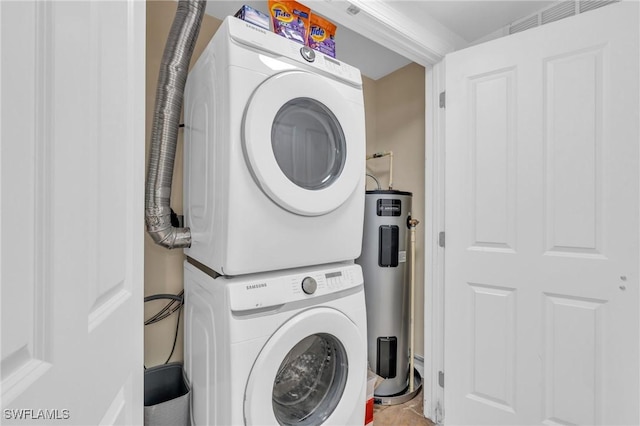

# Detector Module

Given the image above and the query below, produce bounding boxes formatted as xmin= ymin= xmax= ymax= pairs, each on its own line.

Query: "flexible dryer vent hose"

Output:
xmin=145 ymin=0 xmax=206 ymax=249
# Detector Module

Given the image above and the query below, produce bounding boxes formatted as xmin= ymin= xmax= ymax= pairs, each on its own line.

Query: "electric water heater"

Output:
xmin=356 ymin=189 xmax=412 ymax=397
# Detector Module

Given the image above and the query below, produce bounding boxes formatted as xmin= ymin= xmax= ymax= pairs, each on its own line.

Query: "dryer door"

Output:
xmin=243 ymin=70 xmax=365 ymax=216
xmin=244 ymin=307 xmax=366 ymax=425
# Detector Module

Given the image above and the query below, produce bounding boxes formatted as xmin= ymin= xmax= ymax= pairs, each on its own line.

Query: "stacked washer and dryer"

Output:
xmin=182 ymin=16 xmax=368 ymax=426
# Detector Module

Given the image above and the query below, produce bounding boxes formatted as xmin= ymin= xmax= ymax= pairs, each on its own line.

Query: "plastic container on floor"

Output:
xmin=144 ymin=362 xmax=190 ymax=426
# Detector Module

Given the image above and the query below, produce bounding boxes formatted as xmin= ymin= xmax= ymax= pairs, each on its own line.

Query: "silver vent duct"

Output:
xmin=145 ymin=0 xmax=206 ymax=249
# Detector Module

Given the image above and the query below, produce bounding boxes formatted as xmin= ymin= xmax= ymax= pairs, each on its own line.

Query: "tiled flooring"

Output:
xmin=372 ymin=389 xmax=435 ymax=426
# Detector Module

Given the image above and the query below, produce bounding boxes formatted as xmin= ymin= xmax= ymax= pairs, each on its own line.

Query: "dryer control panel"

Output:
xmin=227 ymin=263 xmax=363 ymax=312
xmin=226 ymin=16 xmax=362 ymax=88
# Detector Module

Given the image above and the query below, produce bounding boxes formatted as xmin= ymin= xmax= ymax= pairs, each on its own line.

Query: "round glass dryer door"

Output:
xmin=243 ymin=71 xmax=364 ymax=216
xmin=271 ymin=98 xmax=346 ymax=191
xmin=244 ymin=308 xmax=366 ymax=425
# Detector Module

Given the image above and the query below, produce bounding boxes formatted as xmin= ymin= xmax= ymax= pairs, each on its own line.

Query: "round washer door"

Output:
xmin=243 ymin=71 xmax=364 ymax=216
xmin=244 ymin=307 xmax=366 ymax=426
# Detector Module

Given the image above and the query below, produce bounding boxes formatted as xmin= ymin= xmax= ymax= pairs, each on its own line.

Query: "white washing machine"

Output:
xmin=184 ymin=260 xmax=368 ymax=426
xmin=184 ymin=16 xmax=366 ymax=276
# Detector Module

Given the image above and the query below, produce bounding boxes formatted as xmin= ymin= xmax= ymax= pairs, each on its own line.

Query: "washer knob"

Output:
xmin=301 ymin=276 xmax=317 ymax=294
xmin=300 ymin=46 xmax=316 ymax=63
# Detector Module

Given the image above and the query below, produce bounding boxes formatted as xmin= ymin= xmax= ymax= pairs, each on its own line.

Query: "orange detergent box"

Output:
xmin=268 ymin=0 xmax=311 ymax=46
xmin=308 ymin=14 xmax=337 ymax=58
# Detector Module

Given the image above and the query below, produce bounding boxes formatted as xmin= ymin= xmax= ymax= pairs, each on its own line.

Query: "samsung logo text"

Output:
xmin=246 ymin=283 xmax=267 ymax=290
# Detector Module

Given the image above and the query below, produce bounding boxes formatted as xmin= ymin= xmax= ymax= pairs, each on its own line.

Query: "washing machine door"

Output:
xmin=243 ymin=70 xmax=365 ymax=216
xmin=244 ymin=307 xmax=366 ymax=425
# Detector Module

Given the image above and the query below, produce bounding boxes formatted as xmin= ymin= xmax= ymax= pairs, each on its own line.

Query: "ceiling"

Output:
xmin=204 ymin=1 xmax=557 ymax=80
xmin=399 ymin=1 xmax=556 ymax=44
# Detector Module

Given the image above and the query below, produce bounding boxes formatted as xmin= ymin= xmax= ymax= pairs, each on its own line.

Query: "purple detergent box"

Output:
xmin=234 ymin=5 xmax=270 ymax=31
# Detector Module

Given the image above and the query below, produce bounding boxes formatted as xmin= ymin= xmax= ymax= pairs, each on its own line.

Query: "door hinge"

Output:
xmin=438 ymin=370 xmax=445 ymax=388
xmin=438 ymin=231 xmax=445 ymax=248
xmin=439 ymin=91 xmax=446 ymax=108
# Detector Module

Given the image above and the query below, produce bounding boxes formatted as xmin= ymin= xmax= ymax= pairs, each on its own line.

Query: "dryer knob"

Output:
xmin=301 ymin=276 xmax=318 ymax=295
xmin=300 ymin=46 xmax=316 ymax=63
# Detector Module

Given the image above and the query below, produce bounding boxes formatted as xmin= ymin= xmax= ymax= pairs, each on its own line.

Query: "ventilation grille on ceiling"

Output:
xmin=510 ymin=15 xmax=539 ymax=34
xmin=509 ymin=0 xmax=620 ymax=35
xmin=541 ymin=1 xmax=576 ymax=24
xmin=580 ymin=0 xmax=619 ymax=13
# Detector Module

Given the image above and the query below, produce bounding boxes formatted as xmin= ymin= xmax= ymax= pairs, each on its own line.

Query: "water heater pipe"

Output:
xmin=145 ymin=0 xmax=206 ymax=249
xmin=408 ymin=216 xmax=420 ymax=392
xmin=366 ymin=151 xmax=394 ymax=190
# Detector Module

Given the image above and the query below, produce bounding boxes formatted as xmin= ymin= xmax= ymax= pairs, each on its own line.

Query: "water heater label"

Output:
xmin=398 ymin=251 xmax=407 ymax=263
xmin=377 ymin=199 xmax=401 ymax=216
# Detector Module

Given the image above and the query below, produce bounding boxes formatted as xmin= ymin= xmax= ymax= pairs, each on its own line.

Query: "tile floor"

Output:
xmin=372 ymin=389 xmax=435 ymax=426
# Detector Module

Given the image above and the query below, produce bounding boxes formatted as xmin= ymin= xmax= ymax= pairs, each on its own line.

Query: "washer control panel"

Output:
xmin=228 ymin=263 xmax=363 ymax=312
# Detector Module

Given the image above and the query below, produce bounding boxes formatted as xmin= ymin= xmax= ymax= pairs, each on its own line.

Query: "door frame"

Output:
xmin=424 ymin=60 xmax=447 ymax=423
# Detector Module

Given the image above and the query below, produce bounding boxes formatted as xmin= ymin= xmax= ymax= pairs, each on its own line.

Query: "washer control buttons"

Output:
xmin=301 ymin=276 xmax=318 ymax=294
xmin=300 ymin=46 xmax=316 ymax=63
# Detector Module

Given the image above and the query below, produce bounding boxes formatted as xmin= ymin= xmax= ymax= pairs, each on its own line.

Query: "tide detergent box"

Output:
xmin=268 ymin=0 xmax=311 ymax=46
xmin=234 ymin=5 xmax=270 ymax=31
xmin=308 ymin=14 xmax=337 ymax=58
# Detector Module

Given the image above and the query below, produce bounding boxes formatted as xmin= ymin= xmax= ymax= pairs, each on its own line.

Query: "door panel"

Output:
xmin=467 ymin=284 xmax=516 ymax=413
xmin=1 ymin=0 xmax=49 ymax=404
xmin=468 ymin=68 xmax=517 ymax=252
xmin=542 ymin=293 xmax=605 ymax=425
xmin=1 ymin=1 xmax=144 ymax=424
xmin=444 ymin=3 xmax=639 ymax=424
xmin=544 ymin=47 xmax=604 ymax=256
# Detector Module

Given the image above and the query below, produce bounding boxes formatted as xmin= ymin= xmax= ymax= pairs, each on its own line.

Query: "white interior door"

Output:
xmin=1 ymin=1 xmax=144 ymax=424
xmin=444 ymin=2 xmax=639 ymax=424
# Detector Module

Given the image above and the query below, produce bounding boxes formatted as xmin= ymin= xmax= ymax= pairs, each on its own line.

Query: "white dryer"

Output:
xmin=184 ymin=260 xmax=368 ymax=425
xmin=184 ymin=16 xmax=366 ymax=276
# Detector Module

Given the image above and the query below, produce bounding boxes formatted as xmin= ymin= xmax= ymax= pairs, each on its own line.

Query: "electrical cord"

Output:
xmin=164 ymin=305 xmax=182 ymax=364
xmin=144 ymin=292 xmax=184 ymax=367
xmin=366 ymin=173 xmax=381 ymax=190
xmin=145 ymin=292 xmax=183 ymax=325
